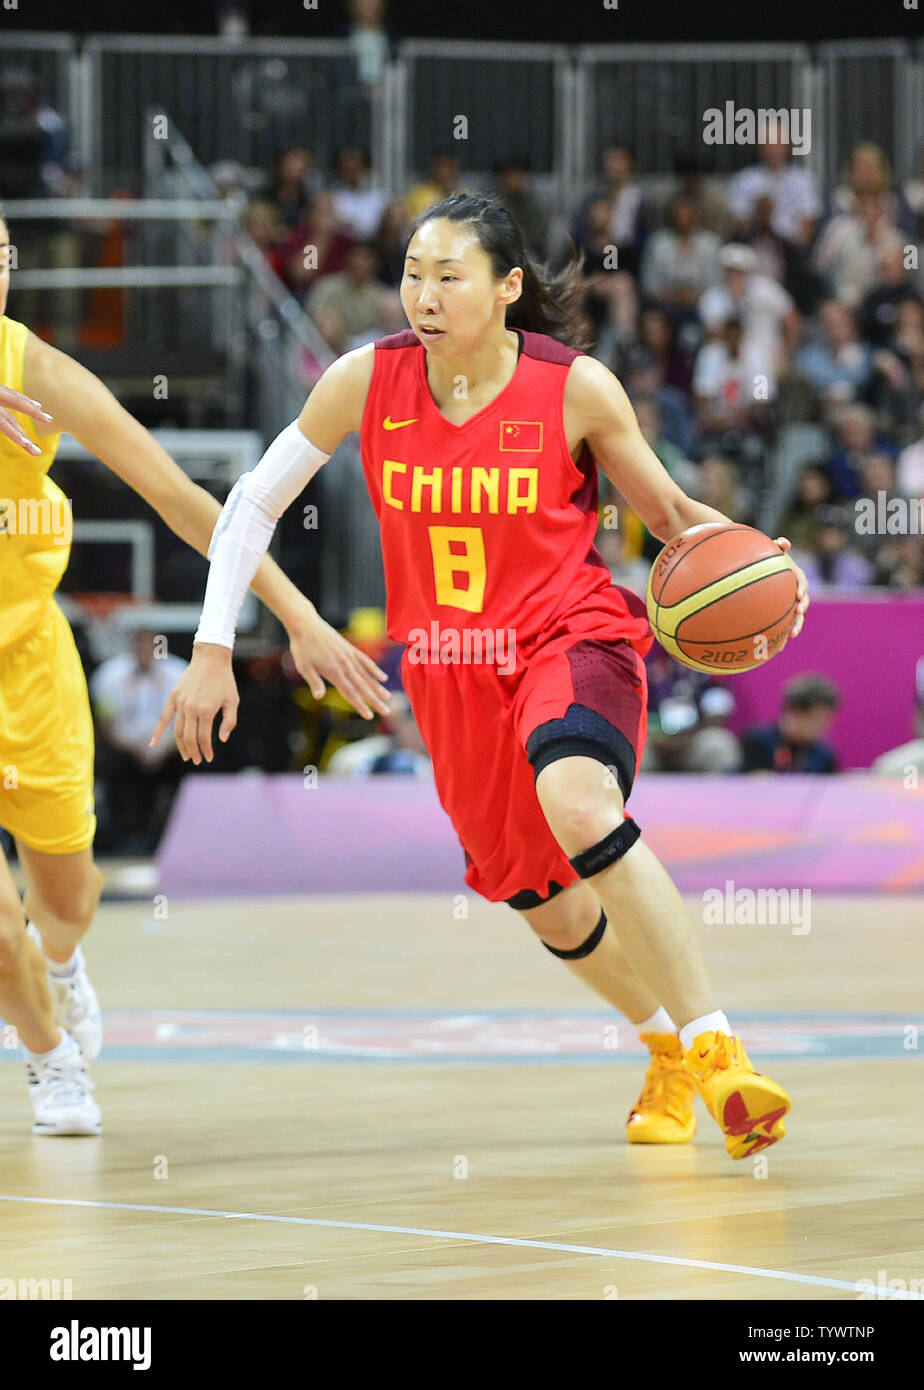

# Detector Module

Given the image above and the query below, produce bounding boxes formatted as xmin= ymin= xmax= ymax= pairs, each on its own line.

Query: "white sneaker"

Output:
xmin=24 ymin=1032 xmax=102 ymax=1136
xmin=27 ymin=923 xmax=103 ymax=1062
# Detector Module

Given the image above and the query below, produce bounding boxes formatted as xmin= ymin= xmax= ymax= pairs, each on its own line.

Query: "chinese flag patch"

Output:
xmin=499 ymin=420 xmax=543 ymax=452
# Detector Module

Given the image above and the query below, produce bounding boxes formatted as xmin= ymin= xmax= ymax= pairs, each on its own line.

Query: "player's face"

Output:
xmin=401 ymin=219 xmax=519 ymax=354
xmin=0 ymin=220 xmax=9 ymax=319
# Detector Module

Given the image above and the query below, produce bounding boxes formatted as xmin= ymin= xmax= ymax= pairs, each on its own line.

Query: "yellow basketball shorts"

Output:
xmin=0 ymin=601 xmax=96 ymax=854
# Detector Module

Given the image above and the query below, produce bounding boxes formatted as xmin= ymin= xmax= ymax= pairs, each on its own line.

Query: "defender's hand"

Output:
xmin=150 ymin=644 xmax=239 ymax=765
xmin=0 ymin=385 xmax=53 ymax=455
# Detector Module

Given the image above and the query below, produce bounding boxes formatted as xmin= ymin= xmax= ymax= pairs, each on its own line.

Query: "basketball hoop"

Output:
xmin=65 ymin=592 xmax=142 ymax=661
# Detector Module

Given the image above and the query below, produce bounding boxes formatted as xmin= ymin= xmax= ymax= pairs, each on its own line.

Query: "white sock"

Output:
xmin=27 ymin=923 xmax=78 ymax=978
xmin=22 ymin=1032 xmax=71 ymax=1063
xmin=679 ymin=1011 xmax=733 ymax=1052
xmin=634 ymin=1006 xmax=676 ymax=1035
xmin=45 ymin=952 xmax=78 ymax=980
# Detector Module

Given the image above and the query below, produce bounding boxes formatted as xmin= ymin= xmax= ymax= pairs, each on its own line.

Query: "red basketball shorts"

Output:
xmin=400 ymin=612 xmax=650 ymax=906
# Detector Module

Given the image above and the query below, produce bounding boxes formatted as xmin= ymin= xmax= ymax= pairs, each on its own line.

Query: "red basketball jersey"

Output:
xmin=359 ymin=327 xmax=652 ymax=654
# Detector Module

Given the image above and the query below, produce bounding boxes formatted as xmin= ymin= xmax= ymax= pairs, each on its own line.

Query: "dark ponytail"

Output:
xmin=411 ymin=191 xmax=592 ymax=351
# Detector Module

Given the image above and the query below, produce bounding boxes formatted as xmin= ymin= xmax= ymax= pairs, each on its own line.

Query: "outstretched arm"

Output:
xmin=566 ymin=355 xmax=809 ymax=635
xmin=25 ymin=334 xmax=391 ymax=761
xmin=25 ymin=331 xmax=317 ymax=635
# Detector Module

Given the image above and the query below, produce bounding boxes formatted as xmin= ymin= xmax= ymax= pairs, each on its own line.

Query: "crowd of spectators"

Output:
xmin=234 ymin=132 xmax=924 ymax=599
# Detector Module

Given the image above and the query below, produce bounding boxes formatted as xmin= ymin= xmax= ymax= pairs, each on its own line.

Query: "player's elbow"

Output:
xmin=640 ymin=488 xmax=690 ymax=543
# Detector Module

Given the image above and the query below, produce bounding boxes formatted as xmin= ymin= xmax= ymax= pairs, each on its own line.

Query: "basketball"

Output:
xmin=646 ymin=523 xmax=798 ymax=674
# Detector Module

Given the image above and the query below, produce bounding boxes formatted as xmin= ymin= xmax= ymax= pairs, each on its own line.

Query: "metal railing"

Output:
xmin=4 ymin=35 xmax=922 ymax=198
xmin=140 ymin=112 xmax=386 ymax=620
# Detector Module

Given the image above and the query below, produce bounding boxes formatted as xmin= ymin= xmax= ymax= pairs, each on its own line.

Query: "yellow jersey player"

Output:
xmin=0 ymin=210 xmax=390 ymax=1134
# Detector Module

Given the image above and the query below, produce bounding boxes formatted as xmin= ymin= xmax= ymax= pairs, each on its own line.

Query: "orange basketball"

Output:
xmin=646 ymin=523 xmax=798 ymax=673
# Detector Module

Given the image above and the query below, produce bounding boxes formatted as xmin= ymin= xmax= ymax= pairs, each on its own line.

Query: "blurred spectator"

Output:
xmin=897 ymin=407 xmax=924 ymax=498
xmin=262 ymin=146 xmax=322 ymax=230
xmin=91 ymin=632 xmax=188 ymax=854
xmin=492 ymin=155 xmax=549 ymax=260
xmin=728 ymin=133 xmax=821 ymax=250
xmin=873 ymin=534 xmax=924 ymax=589
xmin=373 ymin=196 xmax=411 ymax=288
xmin=871 ymin=701 xmax=924 ymax=778
xmin=696 ymin=452 xmax=752 ymax=523
xmin=306 ymin=241 xmax=403 ymax=354
xmin=331 ymin=146 xmax=388 ymax=240
xmin=686 ymin=685 xmax=743 ymax=773
xmin=662 ymin=154 xmax=731 ymax=239
xmin=741 ymin=673 xmax=840 ymax=774
xmin=637 ymin=303 xmax=696 ymax=397
xmin=243 ymin=199 xmax=285 ymax=256
xmin=859 ymin=238 xmax=923 ymax=349
xmin=640 ymin=193 xmax=721 ymax=313
xmin=904 ymin=143 xmax=924 ymax=239
xmin=0 ymin=67 xmax=78 ymax=199
xmin=406 ymin=148 xmax=461 ymax=221
xmin=693 ymin=315 xmax=774 ymax=439
xmin=571 ymin=194 xmax=638 ymax=354
xmin=736 ymin=191 xmax=792 ymax=289
xmin=830 ymin=143 xmax=915 ymax=236
xmin=345 ymin=0 xmax=391 ymax=84
xmin=791 ymin=504 xmax=874 ymax=587
xmin=814 ymin=204 xmax=903 ymax=309
xmin=699 ymin=243 xmax=800 ymax=389
xmin=273 ymin=190 xmax=355 ymax=302
xmin=779 ymin=462 xmax=836 ymax=549
xmin=872 ymin=658 xmax=924 ymax=776
xmin=594 ymin=523 xmax=650 ymax=597
xmin=640 ymin=653 xmax=740 ymax=772
xmin=1 ymin=68 xmax=82 ymax=348
xmin=572 ymin=144 xmax=647 ymax=278
xmin=325 ymin=692 xmax=433 ymax=778
xmin=622 ymin=341 xmax=695 ymax=454
xmin=794 ymin=299 xmax=874 ymax=406
xmin=853 ymin=452 xmax=912 ymax=560
xmin=825 ymin=402 xmax=897 ymax=499
xmin=635 ymin=396 xmax=699 ymax=493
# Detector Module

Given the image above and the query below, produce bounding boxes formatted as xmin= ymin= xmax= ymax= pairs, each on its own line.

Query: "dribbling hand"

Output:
xmin=774 ymin=536 xmax=809 ymax=638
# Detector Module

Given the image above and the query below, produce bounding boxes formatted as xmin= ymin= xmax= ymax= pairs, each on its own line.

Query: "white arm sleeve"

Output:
xmin=193 ymin=420 xmax=331 ymax=649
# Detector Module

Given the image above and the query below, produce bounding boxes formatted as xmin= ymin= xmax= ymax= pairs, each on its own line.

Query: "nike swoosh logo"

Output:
xmin=383 ymin=416 xmax=418 ymax=430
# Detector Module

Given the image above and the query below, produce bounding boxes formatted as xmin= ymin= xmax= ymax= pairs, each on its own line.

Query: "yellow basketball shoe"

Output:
xmin=682 ymin=1031 xmax=790 ymax=1160
xmin=626 ymin=1032 xmax=697 ymax=1143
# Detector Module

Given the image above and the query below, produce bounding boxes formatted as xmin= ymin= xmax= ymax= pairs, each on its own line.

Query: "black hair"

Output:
xmin=783 ymin=673 xmax=840 ymax=713
xmin=410 ymin=191 xmax=591 ymax=350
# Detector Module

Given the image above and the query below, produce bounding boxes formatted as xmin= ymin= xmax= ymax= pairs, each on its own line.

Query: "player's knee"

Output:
xmin=535 ymin=763 xmax=625 ymax=858
xmin=0 ymin=911 xmax=26 ymax=973
xmin=31 ymin=864 xmax=102 ymax=930
xmin=551 ymin=803 xmax=622 ymax=858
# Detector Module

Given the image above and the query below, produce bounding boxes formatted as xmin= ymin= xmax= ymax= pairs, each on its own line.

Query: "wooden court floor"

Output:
xmin=0 ymin=887 xmax=922 ymax=1300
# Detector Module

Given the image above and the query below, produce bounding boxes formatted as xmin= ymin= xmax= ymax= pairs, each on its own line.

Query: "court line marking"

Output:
xmin=1 ymin=1194 xmax=919 ymax=1297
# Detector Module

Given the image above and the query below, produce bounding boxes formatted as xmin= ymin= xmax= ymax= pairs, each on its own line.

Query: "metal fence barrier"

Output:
xmin=3 ymin=34 xmax=921 ymax=199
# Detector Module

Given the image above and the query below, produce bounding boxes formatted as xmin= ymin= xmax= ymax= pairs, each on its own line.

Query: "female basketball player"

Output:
xmin=0 ymin=212 xmax=390 ymax=1135
xmin=153 ymin=194 xmax=809 ymax=1161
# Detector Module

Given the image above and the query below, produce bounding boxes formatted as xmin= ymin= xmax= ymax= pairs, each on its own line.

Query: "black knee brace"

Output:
xmin=542 ymin=907 xmax=607 ymax=959
xmin=569 ymin=817 xmax=641 ymax=879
